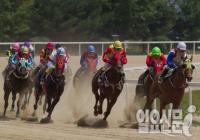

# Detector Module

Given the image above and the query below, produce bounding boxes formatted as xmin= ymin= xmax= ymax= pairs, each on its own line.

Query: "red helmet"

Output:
xmin=46 ymin=42 xmax=54 ymax=49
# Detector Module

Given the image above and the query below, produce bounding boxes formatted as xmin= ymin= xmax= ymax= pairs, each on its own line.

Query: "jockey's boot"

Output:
xmin=158 ymin=68 xmax=169 ymax=83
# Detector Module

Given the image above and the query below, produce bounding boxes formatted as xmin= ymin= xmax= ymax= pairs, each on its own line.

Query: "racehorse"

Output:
xmin=92 ymin=51 xmax=124 ymax=120
xmin=135 ymin=58 xmax=165 ymax=101
xmin=73 ymin=56 xmax=97 ymax=93
xmin=3 ymin=58 xmax=31 ymax=117
xmin=32 ymin=55 xmax=65 ymax=122
xmin=144 ymin=56 xmax=195 ymax=118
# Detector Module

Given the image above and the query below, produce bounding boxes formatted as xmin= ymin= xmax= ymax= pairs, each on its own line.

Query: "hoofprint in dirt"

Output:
xmin=0 ymin=56 xmax=200 ymax=140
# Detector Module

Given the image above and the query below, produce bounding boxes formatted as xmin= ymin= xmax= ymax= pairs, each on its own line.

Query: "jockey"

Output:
xmin=6 ymin=42 xmax=20 ymax=57
xmin=6 ymin=42 xmax=20 ymax=63
xmin=34 ymin=42 xmax=54 ymax=75
xmin=40 ymin=47 xmax=69 ymax=84
xmin=159 ymin=41 xmax=187 ymax=83
xmin=102 ymin=40 xmax=127 ymax=70
xmin=138 ymin=47 xmax=166 ymax=84
xmin=3 ymin=42 xmax=20 ymax=79
xmin=80 ymin=45 xmax=98 ymax=70
xmin=24 ymin=41 xmax=35 ymax=58
xmin=40 ymin=42 xmax=54 ymax=65
xmin=98 ymin=40 xmax=127 ymax=84
xmin=12 ymin=46 xmax=33 ymax=69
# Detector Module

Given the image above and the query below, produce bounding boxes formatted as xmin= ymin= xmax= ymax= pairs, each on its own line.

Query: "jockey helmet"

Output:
xmin=87 ymin=45 xmax=95 ymax=53
xmin=46 ymin=42 xmax=54 ymax=50
xmin=21 ymin=46 xmax=29 ymax=54
xmin=177 ymin=42 xmax=186 ymax=51
xmin=24 ymin=41 xmax=30 ymax=48
xmin=12 ymin=42 xmax=20 ymax=51
xmin=113 ymin=40 xmax=123 ymax=49
xmin=151 ymin=47 xmax=161 ymax=56
xmin=55 ymin=43 xmax=61 ymax=50
xmin=57 ymin=47 xmax=66 ymax=56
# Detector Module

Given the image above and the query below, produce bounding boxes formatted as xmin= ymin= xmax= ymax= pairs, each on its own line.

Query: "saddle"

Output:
xmin=97 ymin=67 xmax=124 ymax=90
xmin=164 ymin=68 xmax=175 ymax=79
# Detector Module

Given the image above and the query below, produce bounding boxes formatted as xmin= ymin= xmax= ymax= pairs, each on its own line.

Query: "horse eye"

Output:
xmin=182 ymin=64 xmax=187 ymax=69
xmin=192 ymin=65 xmax=195 ymax=70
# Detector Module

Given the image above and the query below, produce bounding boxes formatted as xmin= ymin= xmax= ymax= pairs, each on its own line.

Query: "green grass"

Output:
xmin=192 ymin=120 xmax=200 ymax=127
xmin=181 ymin=90 xmax=200 ymax=116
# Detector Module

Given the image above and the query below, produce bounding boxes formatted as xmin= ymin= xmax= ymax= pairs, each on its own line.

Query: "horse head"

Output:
xmin=181 ymin=55 xmax=195 ymax=82
xmin=16 ymin=58 xmax=29 ymax=76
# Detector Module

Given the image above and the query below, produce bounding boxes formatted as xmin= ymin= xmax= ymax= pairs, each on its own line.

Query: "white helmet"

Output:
xmin=57 ymin=47 xmax=66 ymax=56
xmin=177 ymin=42 xmax=187 ymax=51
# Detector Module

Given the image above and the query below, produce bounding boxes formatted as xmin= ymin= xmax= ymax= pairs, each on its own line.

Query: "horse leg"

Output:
xmin=21 ymin=92 xmax=28 ymax=110
xmin=43 ymin=95 xmax=47 ymax=114
xmin=47 ymin=97 xmax=60 ymax=119
xmin=32 ymin=91 xmax=40 ymax=116
xmin=3 ymin=89 xmax=11 ymax=116
xmin=97 ymin=92 xmax=104 ymax=115
xmin=159 ymin=101 xmax=167 ymax=129
xmin=92 ymin=87 xmax=99 ymax=116
xmin=39 ymin=95 xmax=43 ymax=105
xmin=16 ymin=93 xmax=23 ymax=117
xmin=46 ymin=96 xmax=52 ymax=113
xmin=103 ymin=97 xmax=118 ymax=120
xmin=171 ymin=103 xmax=180 ymax=122
xmin=10 ymin=92 xmax=16 ymax=112
xmin=27 ymin=89 xmax=32 ymax=105
xmin=143 ymin=82 xmax=158 ymax=111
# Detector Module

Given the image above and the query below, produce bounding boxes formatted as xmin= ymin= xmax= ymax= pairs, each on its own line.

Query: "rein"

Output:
xmin=168 ymin=76 xmax=186 ymax=89
xmin=13 ymin=71 xmax=29 ymax=79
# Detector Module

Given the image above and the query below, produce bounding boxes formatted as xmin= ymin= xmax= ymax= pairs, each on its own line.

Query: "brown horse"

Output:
xmin=32 ymin=56 xmax=65 ymax=123
xmin=92 ymin=51 xmax=124 ymax=120
xmin=3 ymin=58 xmax=31 ymax=117
xmin=144 ymin=56 xmax=195 ymax=118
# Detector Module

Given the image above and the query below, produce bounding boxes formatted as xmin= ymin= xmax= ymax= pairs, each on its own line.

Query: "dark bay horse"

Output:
xmin=32 ymin=55 xmax=65 ymax=122
xmin=92 ymin=51 xmax=124 ymax=120
xmin=3 ymin=58 xmax=31 ymax=117
xmin=144 ymin=56 xmax=195 ymax=118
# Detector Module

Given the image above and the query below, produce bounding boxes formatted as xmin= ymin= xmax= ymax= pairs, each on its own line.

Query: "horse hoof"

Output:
xmin=26 ymin=116 xmax=38 ymax=122
xmin=21 ymin=105 xmax=26 ymax=110
xmin=103 ymin=117 xmax=107 ymax=121
xmin=10 ymin=109 xmax=15 ymax=112
xmin=94 ymin=111 xmax=98 ymax=116
xmin=31 ymin=112 xmax=36 ymax=117
xmin=40 ymin=117 xmax=51 ymax=124
xmin=98 ymin=110 xmax=102 ymax=115
xmin=16 ymin=113 xmax=20 ymax=118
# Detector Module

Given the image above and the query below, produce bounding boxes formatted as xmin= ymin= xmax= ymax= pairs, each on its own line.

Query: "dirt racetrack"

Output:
xmin=0 ymin=55 xmax=200 ymax=140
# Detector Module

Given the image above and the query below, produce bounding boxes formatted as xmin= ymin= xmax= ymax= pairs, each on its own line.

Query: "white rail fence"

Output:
xmin=1 ymin=41 xmax=200 ymax=56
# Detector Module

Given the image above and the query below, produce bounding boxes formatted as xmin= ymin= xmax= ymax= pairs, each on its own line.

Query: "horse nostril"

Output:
xmin=187 ymin=77 xmax=192 ymax=81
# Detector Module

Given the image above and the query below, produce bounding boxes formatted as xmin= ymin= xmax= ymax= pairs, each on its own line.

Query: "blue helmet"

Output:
xmin=57 ymin=47 xmax=65 ymax=56
xmin=87 ymin=45 xmax=95 ymax=53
